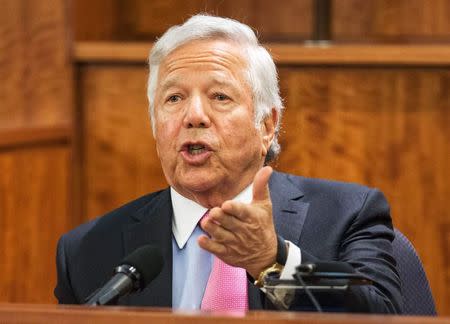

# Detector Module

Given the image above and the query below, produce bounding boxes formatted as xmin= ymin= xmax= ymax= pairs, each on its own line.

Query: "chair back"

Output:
xmin=392 ymin=229 xmax=436 ymax=315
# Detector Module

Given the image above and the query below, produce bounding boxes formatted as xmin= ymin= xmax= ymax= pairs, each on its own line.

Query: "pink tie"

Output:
xmin=200 ymin=212 xmax=249 ymax=312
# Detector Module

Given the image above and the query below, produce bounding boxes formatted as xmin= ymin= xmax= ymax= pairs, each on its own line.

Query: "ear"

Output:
xmin=260 ymin=108 xmax=278 ymax=156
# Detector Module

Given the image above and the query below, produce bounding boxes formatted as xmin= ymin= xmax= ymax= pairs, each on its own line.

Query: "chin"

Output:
xmin=179 ymin=178 xmax=217 ymax=193
xmin=176 ymin=169 xmax=221 ymax=193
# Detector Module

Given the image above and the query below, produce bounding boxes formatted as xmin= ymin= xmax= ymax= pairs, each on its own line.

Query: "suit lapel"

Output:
xmin=121 ymin=188 xmax=173 ymax=307
xmin=270 ymin=172 xmax=308 ymax=245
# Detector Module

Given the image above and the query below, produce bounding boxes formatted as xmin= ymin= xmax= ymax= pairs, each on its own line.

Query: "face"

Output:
xmin=153 ymin=39 xmax=275 ymax=207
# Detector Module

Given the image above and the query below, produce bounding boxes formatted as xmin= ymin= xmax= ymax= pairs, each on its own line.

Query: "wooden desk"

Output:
xmin=0 ymin=303 xmax=448 ymax=324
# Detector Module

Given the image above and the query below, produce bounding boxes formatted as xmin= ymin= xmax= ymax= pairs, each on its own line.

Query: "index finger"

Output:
xmin=220 ymin=200 xmax=251 ymax=222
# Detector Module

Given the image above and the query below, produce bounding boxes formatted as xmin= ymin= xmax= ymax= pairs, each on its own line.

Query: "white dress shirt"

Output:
xmin=171 ymin=185 xmax=301 ymax=309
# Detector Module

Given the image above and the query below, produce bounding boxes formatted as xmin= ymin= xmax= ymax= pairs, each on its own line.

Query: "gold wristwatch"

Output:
xmin=254 ymin=263 xmax=284 ymax=288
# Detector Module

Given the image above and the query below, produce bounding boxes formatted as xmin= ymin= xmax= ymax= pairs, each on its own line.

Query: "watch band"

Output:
xmin=254 ymin=262 xmax=284 ymax=288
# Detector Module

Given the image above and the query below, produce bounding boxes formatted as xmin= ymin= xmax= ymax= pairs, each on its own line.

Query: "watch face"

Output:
xmin=268 ymin=270 xmax=282 ymax=276
xmin=255 ymin=263 xmax=285 ymax=287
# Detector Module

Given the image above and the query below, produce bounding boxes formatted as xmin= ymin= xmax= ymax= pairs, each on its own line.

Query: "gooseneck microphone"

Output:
xmin=85 ymin=245 xmax=164 ymax=306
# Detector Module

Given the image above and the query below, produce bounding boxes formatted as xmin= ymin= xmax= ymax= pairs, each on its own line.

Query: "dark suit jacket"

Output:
xmin=55 ymin=171 xmax=402 ymax=313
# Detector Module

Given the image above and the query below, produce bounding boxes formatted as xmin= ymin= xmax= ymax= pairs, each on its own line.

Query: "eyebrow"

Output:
xmin=209 ymin=77 xmax=237 ymax=88
xmin=158 ymin=77 xmax=181 ymax=94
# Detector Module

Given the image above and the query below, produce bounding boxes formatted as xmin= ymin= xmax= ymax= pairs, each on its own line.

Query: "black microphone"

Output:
xmin=263 ymin=262 xmax=372 ymax=312
xmin=296 ymin=261 xmax=356 ymax=274
xmin=295 ymin=261 xmax=371 ymax=285
xmin=294 ymin=262 xmax=372 ymax=312
xmin=85 ymin=245 xmax=164 ymax=306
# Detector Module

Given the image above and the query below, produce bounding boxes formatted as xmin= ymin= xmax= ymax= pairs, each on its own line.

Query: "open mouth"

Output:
xmin=188 ymin=144 xmax=207 ymax=155
xmin=180 ymin=142 xmax=212 ymax=156
xmin=179 ymin=142 xmax=212 ymax=164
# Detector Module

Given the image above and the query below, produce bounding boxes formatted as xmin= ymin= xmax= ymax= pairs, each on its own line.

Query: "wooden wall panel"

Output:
xmin=333 ymin=0 xmax=450 ymax=42
xmin=277 ymin=67 xmax=450 ymax=314
xmin=127 ymin=0 xmax=313 ymax=42
xmin=74 ymin=0 xmax=122 ymax=41
xmin=0 ymin=0 xmax=73 ymax=130
xmin=79 ymin=65 xmax=167 ymax=219
xmin=0 ymin=145 xmax=71 ymax=303
xmin=75 ymin=0 xmax=312 ymax=42
xmin=75 ymin=0 xmax=450 ymax=43
xmin=0 ymin=0 xmax=74 ymax=304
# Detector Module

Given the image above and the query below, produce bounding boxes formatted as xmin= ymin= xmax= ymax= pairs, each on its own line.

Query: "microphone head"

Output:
xmin=121 ymin=245 xmax=164 ymax=288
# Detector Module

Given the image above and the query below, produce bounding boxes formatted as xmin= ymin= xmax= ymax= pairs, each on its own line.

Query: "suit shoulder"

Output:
xmin=275 ymin=171 xmax=371 ymax=192
xmin=273 ymin=171 xmax=384 ymax=207
xmin=60 ymin=189 xmax=168 ymax=247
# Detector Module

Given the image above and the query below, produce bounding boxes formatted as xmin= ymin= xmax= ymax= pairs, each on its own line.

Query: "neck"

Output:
xmin=174 ymin=177 xmax=254 ymax=208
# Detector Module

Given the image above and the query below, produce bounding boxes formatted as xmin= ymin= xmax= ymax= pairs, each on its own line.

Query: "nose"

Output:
xmin=183 ymin=94 xmax=211 ymax=129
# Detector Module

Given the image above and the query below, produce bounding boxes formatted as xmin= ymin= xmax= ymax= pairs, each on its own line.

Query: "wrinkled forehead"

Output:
xmin=157 ymin=39 xmax=250 ymax=88
xmin=161 ymin=38 xmax=249 ymax=70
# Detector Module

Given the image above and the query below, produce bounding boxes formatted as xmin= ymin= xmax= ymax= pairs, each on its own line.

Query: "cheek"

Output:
xmin=155 ymin=112 xmax=179 ymax=140
xmin=154 ymin=119 xmax=178 ymax=160
xmin=221 ymin=115 xmax=262 ymax=155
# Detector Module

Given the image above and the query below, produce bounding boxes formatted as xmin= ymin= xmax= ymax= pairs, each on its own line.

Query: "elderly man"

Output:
xmin=55 ymin=15 xmax=401 ymax=313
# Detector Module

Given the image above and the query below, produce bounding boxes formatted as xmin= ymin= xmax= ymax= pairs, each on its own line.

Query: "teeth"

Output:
xmin=188 ymin=144 xmax=206 ymax=155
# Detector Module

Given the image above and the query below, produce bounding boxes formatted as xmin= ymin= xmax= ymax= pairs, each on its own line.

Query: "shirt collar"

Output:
xmin=171 ymin=185 xmax=253 ymax=249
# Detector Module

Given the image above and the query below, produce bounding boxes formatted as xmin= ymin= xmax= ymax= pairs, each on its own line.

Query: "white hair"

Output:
xmin=147 ymin=14 xmax=284 ymax=162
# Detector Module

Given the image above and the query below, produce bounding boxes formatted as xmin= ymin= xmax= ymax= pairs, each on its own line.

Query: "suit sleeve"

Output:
xmin=288 ymin=189 xmax=402 ymax=313
xmin=54 ymin=235 xmax=78 ymax=304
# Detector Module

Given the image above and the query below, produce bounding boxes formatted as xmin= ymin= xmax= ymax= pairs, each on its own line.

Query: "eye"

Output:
xmin=213 ymin=93 xmax=230 ymax=101
xmin=166 ymin=94 xmax=182 ymax=103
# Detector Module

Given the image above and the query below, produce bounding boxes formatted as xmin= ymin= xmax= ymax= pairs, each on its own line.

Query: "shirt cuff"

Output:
xmin=279 ymin=240 xmax=301 ymax=280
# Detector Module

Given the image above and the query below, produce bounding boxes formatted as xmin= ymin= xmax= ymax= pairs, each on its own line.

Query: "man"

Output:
xmin=55 ymin=15 xmax=402 ymax=313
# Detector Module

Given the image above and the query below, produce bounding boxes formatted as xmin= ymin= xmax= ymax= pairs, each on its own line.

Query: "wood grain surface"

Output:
xmin=1 ymin=304 xmax=450 ymax=324
xmin=0 ymin=127 xmax=70 ymax=148
xmin=333 ymin=0 xmax=450 ymax=42
xmin=0 ymin=0 xmax=73 ymax=131
xmin=79 ymin=65 xmax=167 ymax=219
xmin=0 ymin=0 xmax=74 ymax=304
xmin=74 ymin=0 xmax=312 ymax=42
xmin=277 ymin=67 xmax=450 ymax=314
xmin=74 ymin=0 xmax=450 ymax=43
xmin=74 ymin=42 xmax=450 ymax=66
xmin=0 ymin=145 xmax=71 ymax=303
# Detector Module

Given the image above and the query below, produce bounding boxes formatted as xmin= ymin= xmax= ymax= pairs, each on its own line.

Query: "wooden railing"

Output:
xmin=74 ymin=42 xmax=450 ymax=65
xmin=0 ymin=304 xmax=448 ymax=324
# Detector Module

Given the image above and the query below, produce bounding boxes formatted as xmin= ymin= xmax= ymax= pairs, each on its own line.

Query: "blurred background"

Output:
xmin=0 ymin=0 xmax=449 ymax=315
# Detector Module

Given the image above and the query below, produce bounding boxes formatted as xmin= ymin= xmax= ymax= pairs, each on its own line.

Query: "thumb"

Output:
xmin=252 ymin=166 xmax=273 ymax=202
